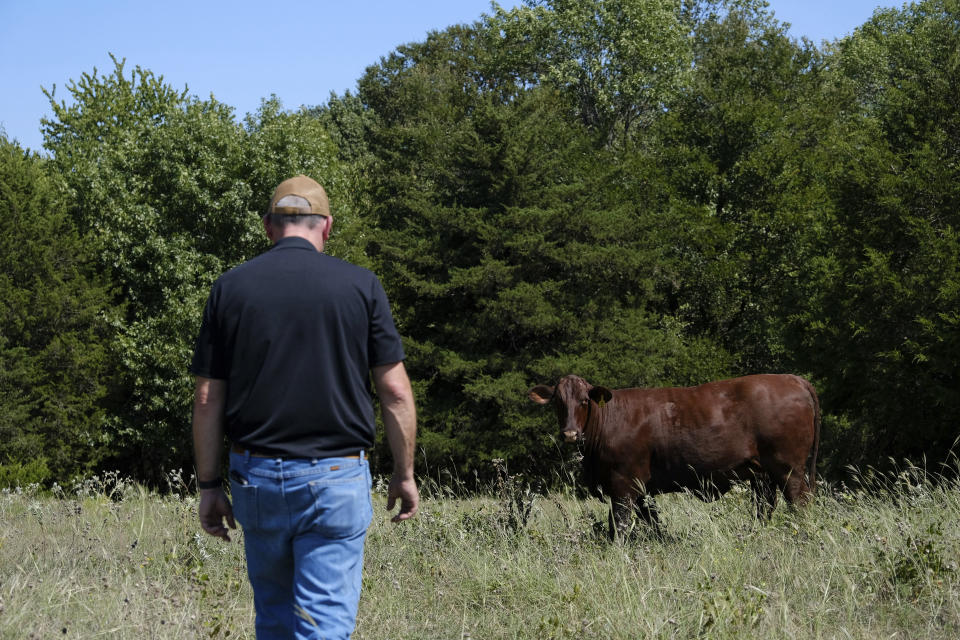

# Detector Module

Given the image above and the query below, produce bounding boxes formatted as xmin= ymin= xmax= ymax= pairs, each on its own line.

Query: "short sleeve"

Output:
xmin=189 ymin=282 xmax=229 ymax=379
xmin=367 ymin=276 xmax=405 ymax=367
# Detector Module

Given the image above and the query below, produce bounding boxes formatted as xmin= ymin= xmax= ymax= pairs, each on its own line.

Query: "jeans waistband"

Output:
xmin=230 ymin=443 xmax=362 ymax=460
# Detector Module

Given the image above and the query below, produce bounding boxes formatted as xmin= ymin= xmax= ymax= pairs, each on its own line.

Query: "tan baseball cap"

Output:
xmin=267 ymin=175 xmax=330 ymax=217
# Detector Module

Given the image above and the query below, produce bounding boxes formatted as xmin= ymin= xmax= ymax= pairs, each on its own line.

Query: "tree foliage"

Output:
xmin=357 ymin=11 xmax=730 ymax=476
xmin=786 ymin=0 xmax=960 ymax=461
xmin=41 ymin=56 xmax=351 ymax=481
xmin=487 ymin=0 xmax=692 ymax=144
xmin=354 ymin=0 xmax=960 ymax=474
xmin=652 ymin=0 xmax=831 ymax=371
xmin=7 ymin=1 xmax=960 ymax=484
xmin=0 ymin=136 xmax=114 ymax=484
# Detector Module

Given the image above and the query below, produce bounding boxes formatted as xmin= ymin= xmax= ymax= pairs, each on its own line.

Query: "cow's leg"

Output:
xmin=607 ymin=502 xmax=615 ymax=541
xmin=750 ymin=473 xmax=777 ymax=521
xmin=609 ymin=496 xmax=635 ymax=541
xmin=781 ymin=467 xmax=813 ymax=507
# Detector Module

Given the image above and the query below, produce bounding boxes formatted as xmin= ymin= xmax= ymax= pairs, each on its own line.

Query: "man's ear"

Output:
xmin=528 ymin=385 xmax=554 ymax=405
xmin=263 ymin=216 xmax=276 ymax=243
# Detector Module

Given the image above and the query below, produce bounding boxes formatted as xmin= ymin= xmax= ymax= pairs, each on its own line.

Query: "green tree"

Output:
xmin=788 ymin=0 xmax=960 ymax=463
xmin=358 ymin=22 xmax=730 ymax=477
xmin=42 ymin=56 xmax=350 ymax=481
xmin=485 ymin=0 xmax=692 ymax=145
xmin=307 ymin=91 xmax=381 ymax=269
xmin=647 ymin=1 xmax=834 ymax=374
xmin=0 ymin=135 xmax=115 ymax=485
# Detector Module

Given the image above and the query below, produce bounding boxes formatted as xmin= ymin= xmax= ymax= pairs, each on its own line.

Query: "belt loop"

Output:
xmin=360 ymin=450 xmax=366 ymax=461
xmin=244 ymin=449 xmax=251 ymax=464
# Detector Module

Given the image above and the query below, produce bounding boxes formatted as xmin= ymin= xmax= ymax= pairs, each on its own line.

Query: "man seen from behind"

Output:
xmin=190 ymin=174 xmax=418 ymax=639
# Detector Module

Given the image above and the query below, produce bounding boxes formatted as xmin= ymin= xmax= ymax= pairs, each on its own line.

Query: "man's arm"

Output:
xmin=371 ymin=362 xmax=419 ymax=522
xmin=192 ymin=376 xmax=235 ymax=540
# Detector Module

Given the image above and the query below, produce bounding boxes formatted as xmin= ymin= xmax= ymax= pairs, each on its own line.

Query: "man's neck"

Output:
xmin=275 ymin=229 xmax=325 ymax=252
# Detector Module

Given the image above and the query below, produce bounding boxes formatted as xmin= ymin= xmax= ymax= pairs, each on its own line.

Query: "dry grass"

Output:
xmin=0 ymin=471 xmax=252 ymax=638
xmin=2 ymin=463 xmax=958 ymax=639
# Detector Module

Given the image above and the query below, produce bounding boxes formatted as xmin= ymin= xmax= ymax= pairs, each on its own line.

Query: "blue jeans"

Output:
xmin=229 ymin=451 xmax=373 ymax=640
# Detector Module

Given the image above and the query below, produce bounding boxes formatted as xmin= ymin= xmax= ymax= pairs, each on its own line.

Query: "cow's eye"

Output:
xmin=580 ymin=399 xmax=588 ymax=406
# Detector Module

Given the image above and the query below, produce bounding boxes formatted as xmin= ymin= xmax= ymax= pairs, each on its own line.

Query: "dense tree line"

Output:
xmin=1 ymin=0 xmax=957 ymax=487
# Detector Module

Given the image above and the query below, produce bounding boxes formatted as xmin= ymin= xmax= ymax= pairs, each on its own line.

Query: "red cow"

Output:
xmin=529 ymin=374 xmax=820 ymax=538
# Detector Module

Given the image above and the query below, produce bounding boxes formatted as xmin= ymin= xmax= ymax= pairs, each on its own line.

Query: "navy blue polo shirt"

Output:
xmin=189 ymin=237 xmax=405 ymax=458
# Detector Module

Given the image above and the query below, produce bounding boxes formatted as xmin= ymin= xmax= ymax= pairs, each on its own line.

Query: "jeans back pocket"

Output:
xmin=307 ymin=470 xmax=372 ymax=539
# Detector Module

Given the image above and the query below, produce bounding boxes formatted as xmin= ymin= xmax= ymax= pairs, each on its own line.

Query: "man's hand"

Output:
xmin=386 ymin=475 xmax=419 ymax=523
xmin=372 ymin=362 xmax=419 ymax=523
xmin=193 ymin=377 xmax=232 ymax=540
xmin=198 ymin=488 xmax=236 ymax=541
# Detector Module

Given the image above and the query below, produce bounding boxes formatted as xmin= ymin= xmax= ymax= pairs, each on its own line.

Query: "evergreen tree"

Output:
xmin=0 ymin=135 xmax=114 ymax=485
xmin=358 ymin=21 xmax=730 ymax=476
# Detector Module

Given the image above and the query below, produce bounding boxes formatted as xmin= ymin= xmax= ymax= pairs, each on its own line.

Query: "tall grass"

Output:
xmin=2 ymin=462 xmax=958 ymax=639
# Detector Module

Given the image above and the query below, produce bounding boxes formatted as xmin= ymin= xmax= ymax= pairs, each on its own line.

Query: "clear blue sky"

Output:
xmin=1 ymin=0 xmax=892 ymax=154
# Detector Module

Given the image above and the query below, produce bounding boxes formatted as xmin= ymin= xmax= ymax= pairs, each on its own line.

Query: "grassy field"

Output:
xmin=2 ymin=462 xmax=958 ymax=639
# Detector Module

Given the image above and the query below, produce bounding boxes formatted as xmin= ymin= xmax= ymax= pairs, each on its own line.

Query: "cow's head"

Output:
xmin=529 ymin=375 xmax=613 ymax=443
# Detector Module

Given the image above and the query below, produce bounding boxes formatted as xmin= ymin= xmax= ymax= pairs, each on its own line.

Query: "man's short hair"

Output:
xmin=265 ymin=211 xmax=325 ymax=230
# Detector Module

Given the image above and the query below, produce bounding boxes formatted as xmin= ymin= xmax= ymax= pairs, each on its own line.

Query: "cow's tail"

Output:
xmin=801 ymin=377 xmax=821 ymax=495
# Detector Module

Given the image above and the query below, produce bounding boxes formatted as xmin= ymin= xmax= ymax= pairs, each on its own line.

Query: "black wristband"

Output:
xmin=197 ymin=478 xmax=222 ymax=490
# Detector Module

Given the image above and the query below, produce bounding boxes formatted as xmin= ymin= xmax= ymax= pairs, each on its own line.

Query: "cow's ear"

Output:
xmin=589 ymin=386 xmax=613 ymax=405
xmin=528 ymin=385 xmax=554 ymax=405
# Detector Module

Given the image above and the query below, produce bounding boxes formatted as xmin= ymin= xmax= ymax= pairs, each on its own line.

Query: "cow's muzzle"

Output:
xmin=562 ymin=429 xmax=580 ymax=443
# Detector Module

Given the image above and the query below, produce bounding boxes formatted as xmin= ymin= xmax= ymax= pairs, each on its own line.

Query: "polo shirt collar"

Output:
xmin=272 ymin=236 xmax=320 ymax=252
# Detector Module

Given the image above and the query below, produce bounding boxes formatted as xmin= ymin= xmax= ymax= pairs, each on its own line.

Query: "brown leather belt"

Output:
xmin=231 ymin=443 xmax=360 ymax=459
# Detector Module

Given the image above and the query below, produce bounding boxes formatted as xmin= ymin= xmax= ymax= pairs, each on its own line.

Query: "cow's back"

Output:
xmin=711 ymin=374 xmax=818 ymax=469
xmin=604 ymin=374 xmax=817 ymax=492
